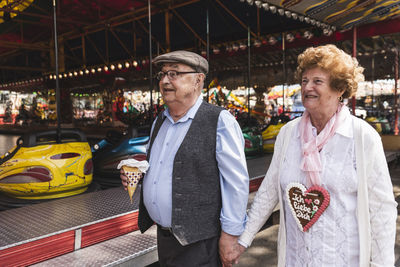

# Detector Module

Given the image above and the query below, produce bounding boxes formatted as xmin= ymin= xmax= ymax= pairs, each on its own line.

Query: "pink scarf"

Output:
xmin=299 ymin=104 xmax=347 ymax=186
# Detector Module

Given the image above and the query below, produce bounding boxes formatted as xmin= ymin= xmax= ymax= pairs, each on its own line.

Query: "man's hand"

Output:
xmin=219 ymin=231 xmax=244 ymax=267
xmin=120 ymin=169 xmax=128 ymax=190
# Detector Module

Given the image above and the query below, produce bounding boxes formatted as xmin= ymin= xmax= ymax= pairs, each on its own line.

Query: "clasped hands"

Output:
xmin=121 ymin=171 xmax=246 ymax=266
xmin=219 ymin=231 xmax=246 ymax=267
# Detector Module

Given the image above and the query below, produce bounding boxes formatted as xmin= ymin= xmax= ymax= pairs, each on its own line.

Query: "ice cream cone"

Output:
xmin=122 ymin=166 xmax=143 ymax=203
xmin=118 ymin=159 xmax=149 ymax=204
xmin=127 ymin=186 xmax=136 ymax=204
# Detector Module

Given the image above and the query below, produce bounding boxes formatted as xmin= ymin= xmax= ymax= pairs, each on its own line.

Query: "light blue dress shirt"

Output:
xmin=143 ymin=95 xmax=249 ymax=236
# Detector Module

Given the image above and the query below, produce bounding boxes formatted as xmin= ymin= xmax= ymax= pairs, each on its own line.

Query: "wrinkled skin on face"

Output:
xmin=301 ymin=67 xmax=344 ymax=130
xmin=159 ymin=63 xmax=204 ymax=121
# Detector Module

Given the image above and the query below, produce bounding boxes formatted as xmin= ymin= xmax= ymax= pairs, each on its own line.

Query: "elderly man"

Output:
xmin=120 ymin=50 xmax=249 ymax=266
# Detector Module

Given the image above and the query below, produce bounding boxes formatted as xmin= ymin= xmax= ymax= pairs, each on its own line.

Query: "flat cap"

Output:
xmin=153 ymin=50 xmax=208 ymax=74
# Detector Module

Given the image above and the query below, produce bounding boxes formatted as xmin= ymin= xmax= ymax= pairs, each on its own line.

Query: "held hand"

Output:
xmin=120 ymin=169 xmax=128 ymax=190
xmin=219 ymin=231 xmax=242 ymax=267
xmin=238 ymin=244 xmax=246 ymax=257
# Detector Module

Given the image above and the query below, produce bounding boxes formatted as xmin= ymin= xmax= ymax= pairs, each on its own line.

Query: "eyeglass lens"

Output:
xmin=156 ymin=71 xmax=178 ymax=80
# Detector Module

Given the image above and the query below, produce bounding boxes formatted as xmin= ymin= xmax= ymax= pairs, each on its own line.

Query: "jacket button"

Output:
xmin=175 ymin=208 xmax=182 ymax=212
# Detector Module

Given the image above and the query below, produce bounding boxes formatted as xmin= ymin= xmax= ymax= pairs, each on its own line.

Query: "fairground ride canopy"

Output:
xmin=0 ymin=0 xmax=400 ymax=92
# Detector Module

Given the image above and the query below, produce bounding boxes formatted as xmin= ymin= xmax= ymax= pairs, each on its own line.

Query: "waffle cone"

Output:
xmin=127 ymin=184 xmax=137 ymax=204
xmin=122 ymin=166 xmax=143 ymax=204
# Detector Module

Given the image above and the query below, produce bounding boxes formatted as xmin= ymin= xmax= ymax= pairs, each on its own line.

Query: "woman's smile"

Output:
xmin=304 ymin=94 xmax=318 ymax=98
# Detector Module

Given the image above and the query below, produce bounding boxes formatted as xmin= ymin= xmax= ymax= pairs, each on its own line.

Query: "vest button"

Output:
xmin=175 ymin=193 xmax=182 ymax=197
xmin=176 ymin=177 xmax=181 ymax=180
xmin=175 ymin=208 xmax=182 ymax=212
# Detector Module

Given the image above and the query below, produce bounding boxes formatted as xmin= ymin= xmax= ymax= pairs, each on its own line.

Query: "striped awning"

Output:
xmin=261 ymin=0 xmax=400 ymax=29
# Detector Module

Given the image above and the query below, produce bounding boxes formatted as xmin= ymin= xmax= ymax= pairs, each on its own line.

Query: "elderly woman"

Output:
xmin=236 ymin=44 xmax=397 ymax=266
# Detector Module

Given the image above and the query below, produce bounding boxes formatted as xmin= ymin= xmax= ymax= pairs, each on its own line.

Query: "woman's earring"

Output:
xmin=338 ymin=96 xmax=343 ymax=101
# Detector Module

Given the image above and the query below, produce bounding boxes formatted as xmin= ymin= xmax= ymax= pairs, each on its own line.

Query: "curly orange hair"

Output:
xmin=295 ymin=44 xmax=364 ymax=98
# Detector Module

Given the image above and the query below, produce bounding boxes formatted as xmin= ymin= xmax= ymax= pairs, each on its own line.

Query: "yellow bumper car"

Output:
xmin=262 ymin=115 xmax=291 ymax=152
xmin=0 ymin=129 xmax=93 ymax=200
xmin=262 ymin=122 xmax=286 ymax=152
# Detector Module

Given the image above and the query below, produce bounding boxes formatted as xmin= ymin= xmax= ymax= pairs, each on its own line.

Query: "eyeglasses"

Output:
xmin=156 ymin=70 xmax=199 ymax=81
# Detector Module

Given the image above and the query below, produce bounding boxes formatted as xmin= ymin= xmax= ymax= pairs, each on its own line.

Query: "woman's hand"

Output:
xmin=238 ymin=244 xmax=246 ymax=256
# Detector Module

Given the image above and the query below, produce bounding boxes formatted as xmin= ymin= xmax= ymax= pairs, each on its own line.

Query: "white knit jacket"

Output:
xmin=239 ymin=115 xmax=397 ymax=267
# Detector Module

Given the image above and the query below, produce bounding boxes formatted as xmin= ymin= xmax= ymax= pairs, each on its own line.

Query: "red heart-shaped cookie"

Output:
xmin=286 ymin=182 xmax=330 ymax=232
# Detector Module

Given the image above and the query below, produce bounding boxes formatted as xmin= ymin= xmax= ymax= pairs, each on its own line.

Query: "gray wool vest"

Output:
xmin=138 ymin=101 xmax=224 ymax=245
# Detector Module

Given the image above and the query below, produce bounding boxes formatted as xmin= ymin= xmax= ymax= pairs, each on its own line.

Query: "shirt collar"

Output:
xmin=164 ymin=95 xmax=203 ymax=124
xmin=295 ymin=106 xmax=353 ymax=138
xmin=335 ymin=106 xmax=353 ymax=138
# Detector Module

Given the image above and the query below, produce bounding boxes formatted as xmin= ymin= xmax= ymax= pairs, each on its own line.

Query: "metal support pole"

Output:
xmin=247 ymin=21 xmax=251 ymax=116
xmin=394 ymin=48 xmax=399 ymax=135
xmin=148 ymin=0 xmax=153 ymax=119
xmin=165 ymin=10 xmax=170 ymax=52
xmin=105 ymin=28 xmax=109 ymax=64
xmin=52 ymin=0 xmax=61 ymax=139
xmin=351 ymin=27 xmax=357 ymax=115
xmin=133 ymin=21 xmax=137 ymax=58
xmin=206 ymin=6 xmax=210 ymax=102
xmin=371 ymin=54 xmax=374 ymax=110
xmin=282 ymin=32 xmax=286 ymax=113
xmin=81 ymin=35 xmax=86 ymax=67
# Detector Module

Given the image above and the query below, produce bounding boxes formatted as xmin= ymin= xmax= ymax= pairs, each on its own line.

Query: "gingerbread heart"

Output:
xmin=286 ymin=182 xmax=330 ymax=232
